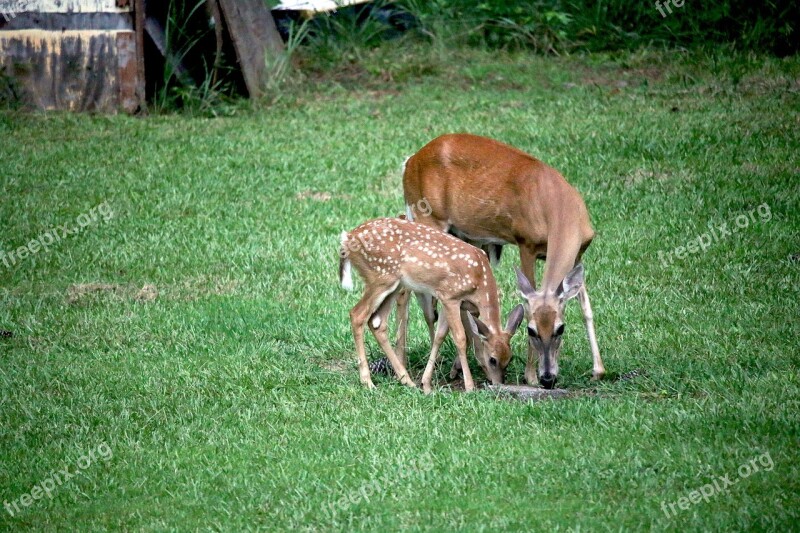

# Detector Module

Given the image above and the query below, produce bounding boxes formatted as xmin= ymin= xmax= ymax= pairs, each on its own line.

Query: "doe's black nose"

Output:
xmin=539 ymin=373 xmax=557 ymax=389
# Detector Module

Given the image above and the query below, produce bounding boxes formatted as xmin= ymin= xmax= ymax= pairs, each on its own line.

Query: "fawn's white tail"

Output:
xmin=339 ymin=231 xmax=353 ymax=291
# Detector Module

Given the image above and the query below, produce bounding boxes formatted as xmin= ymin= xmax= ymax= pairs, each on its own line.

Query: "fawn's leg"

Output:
xmin=449 ymin=310 xmax=476 ymax=379
xmin=369 ymin=291 xmax=416 ymax=388
xmin=350 ymin=282 xmax=401 ymax=388
xmin=394 ymin=288 xmax=411 ymax=366
xmin=421 ymin=313 xmax=451 ymax=394
xmin=350 ymin=292 xmax=378 ymax=389
xmin=442 ymin=301 xmax=475 ymax=391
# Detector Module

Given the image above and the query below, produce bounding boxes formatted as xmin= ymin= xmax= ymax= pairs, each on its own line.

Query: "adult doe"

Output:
xmin=397 ymin=133 xmax=604 ymax=388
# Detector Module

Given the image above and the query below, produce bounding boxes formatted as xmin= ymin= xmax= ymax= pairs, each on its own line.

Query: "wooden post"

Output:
xmin=134 ymin=0 xmax=146 ymax=112
xmin=217 ymin=0 xmax=284 ymax=99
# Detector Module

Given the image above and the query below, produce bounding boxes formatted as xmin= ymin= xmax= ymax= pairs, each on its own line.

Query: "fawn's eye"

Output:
xmin=489 ymin=357 xmax=498 ymax=367
xmin=554 ymin=324 xmax=565 ymax=337
xmin=527 ymin=326 xmax=539 ymax=339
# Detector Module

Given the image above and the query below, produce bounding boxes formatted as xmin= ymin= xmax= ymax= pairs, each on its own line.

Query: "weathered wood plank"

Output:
xmin=115 ymin=30 xmax=136 ymax=112
xmin=217 ymin=0 xmax=283 ymax=98
xmin=133 ymin=0 xmax=143 ymax=111
xmin=0 ymin=12 xmax=132 ymax=30
xmin=0 ymin=0 xmax=130 ymax=14
xmin=0 ymin=29 xmax=141 ymax=112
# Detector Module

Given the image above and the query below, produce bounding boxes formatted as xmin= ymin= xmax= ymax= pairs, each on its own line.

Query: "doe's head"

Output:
xmin=468 ymin=304 xmax=525 ymax=385
xmin=516 ymin=265 xmax=584 ymax=389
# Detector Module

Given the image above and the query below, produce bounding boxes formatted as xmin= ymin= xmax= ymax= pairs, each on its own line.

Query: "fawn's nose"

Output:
xmin=539 ymin=373 xmax=557 ymax=389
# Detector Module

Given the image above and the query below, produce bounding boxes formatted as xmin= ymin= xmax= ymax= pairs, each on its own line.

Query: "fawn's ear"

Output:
xmin=504 ymin=304 xmax=525 ymax=334
xmin=516 ymin=267 xmax=535 ymax=298
xmin=466 ymin=313 xmax=490 ymax=340
xmin=556 ymin=263 xmax=584 ymax=302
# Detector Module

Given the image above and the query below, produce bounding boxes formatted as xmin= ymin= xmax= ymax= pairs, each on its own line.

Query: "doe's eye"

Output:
xmin=554 ymin=324 xmax=565 ymax=337
xmin=489 ymin=357 xmax=498 ymax=367
xmin=527 ymin=326 xmax=539 ymax=339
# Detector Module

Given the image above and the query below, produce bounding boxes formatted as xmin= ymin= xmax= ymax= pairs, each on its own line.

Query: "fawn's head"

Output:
xmin=468 ymin=304 xmax=525 ymax=384
xmin=516 ymin=265 xmax=584 ymax=389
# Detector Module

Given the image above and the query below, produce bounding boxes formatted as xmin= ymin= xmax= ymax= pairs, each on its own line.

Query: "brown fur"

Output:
xmin=532 ymin=307 xmax=557 ymax=339
xmin=403 ymin=133 xmax=594 ymax=290
xmin=397 ymin=133 xmax=605 ymax=387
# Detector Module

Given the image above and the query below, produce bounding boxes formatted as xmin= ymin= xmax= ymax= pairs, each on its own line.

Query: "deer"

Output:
xmin=395 ymin=133 xmax=604 ymax=389
xmin=339 ymin=217 xmax=524 ymax=393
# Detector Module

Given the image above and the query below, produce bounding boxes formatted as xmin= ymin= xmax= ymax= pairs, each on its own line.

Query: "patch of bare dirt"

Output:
xmin=66 ymin=283 xmax=124 ymax=304
xmin=623 ymin=168 xmax=671 ymax=186
xmin=321 ymin=359 xmax=351 ymax=373
xmin=296 ymin=190 xmax=351 ymax=202
xmin=66 ymin=283 xmax=160 ymax=305
xmin=173 ymin=275 xmax=240 ymax=301
xmin=565 ymin=64 xmax=664 ymax=90
xmin=134 ymin=284 xmax=159 ymax=302
xmin=736 ymin=74 xmax=800 ymax=96
xmin=365 ymin=89 xmax=402 ymax=100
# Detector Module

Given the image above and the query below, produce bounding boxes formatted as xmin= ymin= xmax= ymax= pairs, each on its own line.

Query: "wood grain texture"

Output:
xmin=217 ymin=0 xmax=283 ymax=98
xmin=0 ymin=29 xmax=140 ymax=112
xmin=0 ymin=0 xmax=130 ymax=14
xmin=0 ymin=12 xmax=132 ymax=30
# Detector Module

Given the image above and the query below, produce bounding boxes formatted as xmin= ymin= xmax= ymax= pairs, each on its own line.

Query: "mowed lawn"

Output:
xmin=1 ymin=49 xmax=798 ymax=531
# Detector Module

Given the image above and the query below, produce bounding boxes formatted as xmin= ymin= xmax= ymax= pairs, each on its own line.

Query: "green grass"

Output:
xmin=1 ymin=46 xmax=799 ymax=531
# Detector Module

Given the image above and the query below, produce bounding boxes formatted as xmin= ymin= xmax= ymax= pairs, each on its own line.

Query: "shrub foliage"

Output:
xmin=399 ymin=0 xmax=798 ymax=55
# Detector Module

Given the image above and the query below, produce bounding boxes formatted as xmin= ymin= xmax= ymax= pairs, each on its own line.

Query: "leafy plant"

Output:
xmin=263 ymin=18 xmax=312 ymax=101
xmin=301 ymin=0 xmax=407 ymax=67
xmin=0 ymin=66 xmax=22 ymax=110
xmin=396 ymin=0 xmax=799 ymax=54
xmin=153 ymin=0 xmax=233 ymax=115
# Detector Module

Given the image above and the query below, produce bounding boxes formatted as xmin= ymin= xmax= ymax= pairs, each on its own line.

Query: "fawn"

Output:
xmin=339 ymin=217 xmax=523 ymax=392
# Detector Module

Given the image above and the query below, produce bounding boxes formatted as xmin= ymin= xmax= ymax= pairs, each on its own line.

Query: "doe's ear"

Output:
xmin=504 ymin=304 xmax=525 ymax=334
xmin=556 ymin=263 xmax=584 ymax=302
xmin=516 ymin=267 xmax=535 ymax=298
